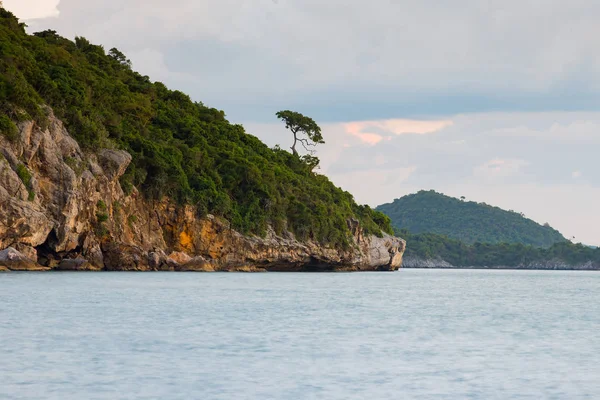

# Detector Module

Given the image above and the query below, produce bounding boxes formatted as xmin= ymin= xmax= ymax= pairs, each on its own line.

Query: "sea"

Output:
xmin=1 ymin=269 xmax=599 ymax=399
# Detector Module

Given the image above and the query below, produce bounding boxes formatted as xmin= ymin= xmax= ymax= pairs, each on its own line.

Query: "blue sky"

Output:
xmin=6 ymin=0 xmax=600 ymax=244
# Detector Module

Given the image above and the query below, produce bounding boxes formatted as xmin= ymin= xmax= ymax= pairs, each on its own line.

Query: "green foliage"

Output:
xmin=0 ymin=114 xmax=18 ymax=141
xmin=15 ymin=163 xmax=34 ymax=201
xmin=377 ymin=190 xmax=566 ymax=248
xmin=399 ymin=229 xmax=600 ymax=267
xmin=96 ymin=200 xmax=107 ymax=211
xmin=96 ymin=212 xmax=109 ymax=223
xmin=276 ymin=110 xmax=324 ymax=157
xmin=108 ymin=47 xmax=131 ymax=69
xmin=64 ymin=156 xmax=85 ymax=176
xmin=0 ymin=9 xmax=390 ymax=246
xmin=128 ymin=214 xmax=138 ymax=227
xmin=94 ymin=223 xmax=109 ymax=238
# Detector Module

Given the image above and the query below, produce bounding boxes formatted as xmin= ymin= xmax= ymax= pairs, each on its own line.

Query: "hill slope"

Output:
xmin=0 ymin=7 xmax=404 ymax=272
xmin=397 ymin=230 xmax=599 ymax=270
xmin=376 ymin=190 xmax=566 ymax=247
xmin=0 ymin=8 xmax=392 ymax=247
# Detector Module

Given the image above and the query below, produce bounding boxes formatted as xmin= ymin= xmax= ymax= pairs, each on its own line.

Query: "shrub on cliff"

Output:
xmin=0 ymin=8 xmax=392 ymax=246
xmin=0 ymin=114 xmax=17 ymax=141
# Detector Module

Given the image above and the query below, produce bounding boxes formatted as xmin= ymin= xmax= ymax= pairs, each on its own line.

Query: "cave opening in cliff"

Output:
xmin=34 ymin=229 xmax=83 ymax=267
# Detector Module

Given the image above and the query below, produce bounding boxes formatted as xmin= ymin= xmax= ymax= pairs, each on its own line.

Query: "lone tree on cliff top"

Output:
xmin=276 ymin=110 xmax=324 ymax=157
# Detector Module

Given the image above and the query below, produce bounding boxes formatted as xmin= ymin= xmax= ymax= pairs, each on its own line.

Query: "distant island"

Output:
xmin=377 ymin=191 xmax=599 ymax=270
xmin=376 ymin=190 xmax=566 ymax=248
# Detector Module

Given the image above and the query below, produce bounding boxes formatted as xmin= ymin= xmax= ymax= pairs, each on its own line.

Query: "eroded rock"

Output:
xmin=0 ymin=113 xmax=406 ymax=272
xmin=56 ymin=258 xmax=100 ymax=271
xmin=0 ymin=247 xmax=47 ymax=271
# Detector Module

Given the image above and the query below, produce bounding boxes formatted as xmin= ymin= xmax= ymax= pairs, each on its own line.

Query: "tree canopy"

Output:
xmin=276 ymin=110 xmax=324 ymax=157
xmin=0 ymin=7 xmax=393 ymax=246
xmin=377 ymin=190 xmax=566 ymax=248
xmin=399 ymin=229 xmax=600 ymax=267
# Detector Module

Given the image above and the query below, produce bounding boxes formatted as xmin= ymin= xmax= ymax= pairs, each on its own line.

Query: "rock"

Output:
xmin=102 ymin=243 xmax=148 ymax=271
xmin=167 ymin=251 xmax=192 ymax=265
xmin=98 ymin=149 xmax=132 ymax=180
xmin=82 ymin=235 xmax=104 ymax=269
xmin=0 ymin=155 xmax=29 ymax=201
xmin=56 ymin=258 xmax=100 ymax=271
xmin=0 ymin=247 xmax=48 ymax=271
xmin=361 ymin=234 xmax=405 ymax=271
xmin=148 ymin=250 xmax=172 ymax=271
xmin=14 ymin=243 xmax=38 ymax=262
xmin=177 ymin=257 xmax=215 ymax=272
xmin=226 ymin=265 xmax=267 ymax=273
xmin=401 ymin=256 xmax=456 ymax=269
xmin=148 ymin=252 xmax=162 ymax=269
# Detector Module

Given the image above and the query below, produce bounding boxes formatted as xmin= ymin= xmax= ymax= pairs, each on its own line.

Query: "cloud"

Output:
xmin=343 ymin=119 xmax=453 ymax=145
xmin=26 ymin=0 xmax=600 ymax=122
xmin=473 ymin=158 xmax=530 ymax=181
xmin=332 ymin=166 xmax=418 ymax=206
xmin=494 ymin=120 xmax=600 ymax=142
xmin=3 ymin=0 xmax=60 ymax=20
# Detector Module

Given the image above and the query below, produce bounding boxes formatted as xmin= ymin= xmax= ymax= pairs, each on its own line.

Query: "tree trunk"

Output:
xmin=291 ymin=131 xmax=298 ymax=156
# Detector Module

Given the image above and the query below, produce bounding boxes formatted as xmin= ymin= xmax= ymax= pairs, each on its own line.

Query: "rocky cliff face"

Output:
xmin=0 ymin=113 xmax=405 ymax=272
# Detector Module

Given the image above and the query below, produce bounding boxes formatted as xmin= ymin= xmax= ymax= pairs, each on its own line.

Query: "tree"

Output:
xmin=276 ymin=110 xmax=324 ymax=157
xmin=108 ymin=47 xmax=132 ymax=69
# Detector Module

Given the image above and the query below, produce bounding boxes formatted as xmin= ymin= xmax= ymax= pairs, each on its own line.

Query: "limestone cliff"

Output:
xmin=0 ymin=113 xmax=405 ymax=272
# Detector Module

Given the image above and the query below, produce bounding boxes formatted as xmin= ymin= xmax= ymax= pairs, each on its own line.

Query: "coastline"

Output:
xmin=401 ymin=256 xmax=600 ymax=271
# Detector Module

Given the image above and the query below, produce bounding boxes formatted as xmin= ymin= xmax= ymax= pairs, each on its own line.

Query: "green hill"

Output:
xmin=397 ymin=229 xmax=599 ymax=268
xmin=376 ymin=190 xmax=566 ymax=247
xmin=0 ymin=7 xmax=392 ymax=247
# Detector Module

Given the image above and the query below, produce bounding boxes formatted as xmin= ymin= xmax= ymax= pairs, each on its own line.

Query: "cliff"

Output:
xmin=0 ymin=114 xmax=405 ymax=272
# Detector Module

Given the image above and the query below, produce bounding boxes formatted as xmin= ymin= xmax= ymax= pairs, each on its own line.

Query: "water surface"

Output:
xmin=1 ymin=270 xmax=599 ymax=399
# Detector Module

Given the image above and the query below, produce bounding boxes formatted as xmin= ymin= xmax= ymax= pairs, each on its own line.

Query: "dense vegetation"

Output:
xmin=399 ymin=229 xmax=600 ymax=267
xmin=377 ymin=190 xmax=566 ymax=248
xmin=0 ymin=8 xmax=392 ymax=246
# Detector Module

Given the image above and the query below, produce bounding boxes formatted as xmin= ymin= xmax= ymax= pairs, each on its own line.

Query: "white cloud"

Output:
xmin=3 ymin=0 xmax=60 ymax=20
xmin=26 ymin=0 xmax=600 ymax=122
xmin=343 ymin=119 xmax=453 ymax=145
xmin=332 ymin=166 xmax=418 ymax=206
xmin=473 ymin=158 xmax=530 ymax=181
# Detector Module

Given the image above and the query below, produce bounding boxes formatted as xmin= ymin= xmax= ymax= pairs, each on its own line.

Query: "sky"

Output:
xmin=4 ymin=0 xmax=600 ymax=244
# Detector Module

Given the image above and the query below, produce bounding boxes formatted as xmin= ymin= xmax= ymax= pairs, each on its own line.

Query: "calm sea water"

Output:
xmin=1 ymin=270 xmax=599 ymax=399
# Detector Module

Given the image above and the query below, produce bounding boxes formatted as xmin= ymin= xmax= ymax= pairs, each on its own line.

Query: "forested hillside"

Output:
xmin=0 ymin=7 xmax=392 ymax=247
xmin=377 ymin=190 xmax=566 ymax=247
xmin=398 ymin=229 xmax=599 ymax=268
